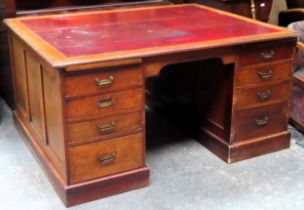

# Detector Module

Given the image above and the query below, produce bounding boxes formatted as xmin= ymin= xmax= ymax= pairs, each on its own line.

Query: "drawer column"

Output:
xmin=202 ymin=39 xmax=296 ymax=163
xmin=63 ymin=64 xmax=149 ymax=206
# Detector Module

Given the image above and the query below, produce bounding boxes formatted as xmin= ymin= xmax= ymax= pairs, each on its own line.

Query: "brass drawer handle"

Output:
xmin=95 ymin=76 xmax=114 ymax=87
xmin=255 ymin=117 xmax=269 ymax=127
xmin=97 ymin=152 xmax=116 ymax=166
xmin=257 ymin=90 xmax=271 ymax=101
xmin=96 ymin=97 xmax=114 ymax=108
xmin=97 ymin=122 xmax=115 ymax=133
xmin=258 ymin=70 xmax=273 ymax=80
xmin=260 ymin=51 xmax=275 ymax=61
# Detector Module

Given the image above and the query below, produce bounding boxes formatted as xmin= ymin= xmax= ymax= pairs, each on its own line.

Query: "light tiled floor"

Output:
xmin=1 ymin=98 xmax=304 ymax=210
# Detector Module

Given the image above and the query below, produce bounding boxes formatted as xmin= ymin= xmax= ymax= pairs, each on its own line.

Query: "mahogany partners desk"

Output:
xmin=4 ymin=4 xmax=297 ymax=207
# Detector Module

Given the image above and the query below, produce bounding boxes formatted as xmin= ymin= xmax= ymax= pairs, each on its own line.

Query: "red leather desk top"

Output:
xmin=20 ymin=5 xmax=279 ymax=58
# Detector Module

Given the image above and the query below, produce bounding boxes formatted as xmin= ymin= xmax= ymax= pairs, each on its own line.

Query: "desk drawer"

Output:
xmin=234 ymin=103 xmax=288 ymax=142
xmin=69 ymin=133 xmax=144 ymax=184
xmin=64 ymin=67 xmax=143 ymax=98
xmin=239 ymin=41 xmax=294 ymax=67
xmin=67 ymin=112 xmax=142 ymax=145
xmin=237 ymin=62 xmax=292 ymax=87
xmin=66 ymin=88 xmax=143 ymax=120
xmin=237 ymin=80 xmax=291 ymax=109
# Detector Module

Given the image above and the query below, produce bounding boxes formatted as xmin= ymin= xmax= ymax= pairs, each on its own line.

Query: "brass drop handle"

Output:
xmin=260 ymin=51 xmax=275 ymax=61
xmin=97 ymin=122 xmax=115 ymax=133
xmin=255 ymin=117 xmax=269 ymax=127
xmin=96 ymin=97 xmax=114 ymax=108
xmin=97 ymin=152 xmax=116 ymax=165
xmin=257 ymin=90 xmax=271 ymax=101
xmin=258 ymin=70 xmax=273 ymax=80
xmin=95 ymin=76 xmax=114 ymax=87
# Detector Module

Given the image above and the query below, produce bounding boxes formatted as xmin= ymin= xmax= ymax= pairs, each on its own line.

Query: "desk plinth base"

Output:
xmin=199 ymin=130 xmax=291 ymax=163
xmin=13 ymin=111 xmax=150 ymax=207
xmin=64 ymin=168 xmax=149 ymax=207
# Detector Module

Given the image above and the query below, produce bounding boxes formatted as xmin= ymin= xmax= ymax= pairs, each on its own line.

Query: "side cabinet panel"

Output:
xmin=11 ymin=36 xmax=29 ymax=120
xmin=42 ymin=66 xmax=67 ymax=182
xmin=26 ymin=50 xmax=46 ymax=144
xmin=9 ymin=33 xmax=67 ymax=182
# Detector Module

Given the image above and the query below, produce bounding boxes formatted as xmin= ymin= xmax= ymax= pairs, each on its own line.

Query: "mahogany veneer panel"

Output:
xmin=239 ymin=41 xmax=295 ymax=67
xmin=234 ymin=102 xmax=289 ymax=142
xmin=26 ymin=50 xmax=47 ymax=145
xmin=66 ymin=88 xmax=143 ymax=120
xmin=69 ymin=133 xmax=144 ymax=183
xmin=236 ymin=62 xmax=292 ymax=87
xmin=67 ymin=111 xmax=142 ymax=145
xmin=10 ymin=36 xmax=29 ymax=119
xmin=236 ymin=80 xmax=291 ymax=109
xmin=64 ymin=66 xmax=143 ymax=98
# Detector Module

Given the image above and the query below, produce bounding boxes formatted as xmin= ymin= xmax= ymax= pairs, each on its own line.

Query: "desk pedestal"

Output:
xmin=146 ymin=42 xmax=294 ymax=163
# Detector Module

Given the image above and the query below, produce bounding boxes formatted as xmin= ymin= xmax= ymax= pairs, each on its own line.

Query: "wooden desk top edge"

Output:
xmin=4 ymin=4 xmax=298 ymax=70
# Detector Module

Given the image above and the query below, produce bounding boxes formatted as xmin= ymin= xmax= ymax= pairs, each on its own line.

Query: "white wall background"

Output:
xmin=269 ymin=0 xmax=287 ymax=24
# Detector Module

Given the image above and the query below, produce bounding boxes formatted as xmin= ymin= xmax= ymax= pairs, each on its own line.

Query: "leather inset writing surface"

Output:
xmin=20 ymin=5 xmax=279 ymax=57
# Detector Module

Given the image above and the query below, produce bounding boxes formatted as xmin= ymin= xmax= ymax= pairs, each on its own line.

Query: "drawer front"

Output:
xmin=237 ymin=62 xmax=292 ymax=87
xmin=69 ymin=133 xmax=144 ymax=184
xmin=67 ymin=112 xmax=142 ymax=145
xmin=237 ymin=80 xmax=291 ymax=109
xmin=66 ymin=88 xmax=143 ymax=120
xmin=239 ymin=41 xmax=294 ymax=67
xmin=234 ymin=103 xmax=288 ymax=142
xmin=64 ymin=67 xmax=142 ymax=98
